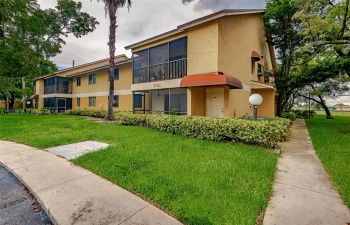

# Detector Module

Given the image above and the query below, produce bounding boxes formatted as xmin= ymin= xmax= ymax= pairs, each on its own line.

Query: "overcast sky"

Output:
xmin=37 ymin=0 xmax=349 ymax=105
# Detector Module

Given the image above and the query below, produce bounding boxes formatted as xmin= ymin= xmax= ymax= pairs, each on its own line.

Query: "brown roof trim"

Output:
xmin=124 ymin=29 xmax=183 ymax=50
xmin=66 ymin=58 xmax=132 ymax=78
xmin=36 ymin=54 xmax=129 ymax=80
xmin=125 ymin=9 xmax=265 ymax=50
xmin=180 ymin=72 xmax=243 ymax=89
xmin=250 ymin=80 xmax=275 ymax=90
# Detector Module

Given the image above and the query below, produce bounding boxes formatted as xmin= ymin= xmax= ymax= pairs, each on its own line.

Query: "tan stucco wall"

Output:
xmin=72 ymin=69 xmax=109 ymax=94
xmin=38 ymin=98 xmax=44 ymax=109
xmin=72 ymin=62 xmax=132 ymax=94
xmin=187 ymin=87 xmax=205 ymax=116
xmin=187 ymin=21 xmax=219 ymax=75
xmin=251 ymin=89 xmax=275 ymax=117
xmin=116 ymin=63 xmax=132 ymax=90
xmin=36 ymin=80 xmax=44 ymax=95
xmin=226 ymin=89 xmax=251 ymax=118
xmin=218 ymin=14 xmax=273 ymax=85
xmin=0 ymin=102 xmax=21 ymax=108
xmin=72 ymin=95 xmax=132 ymax=111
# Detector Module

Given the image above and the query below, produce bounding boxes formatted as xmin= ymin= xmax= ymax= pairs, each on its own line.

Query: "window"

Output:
xmin=113 ymin=95 xmax=119 ymax=108
xmin=257 ymin=64 xmax=264 ymax=76
xmin=77 ymin=97 xmax=80 ymax=107
xmin=89 ymin=97 xmax=96 ymax=107
xmin=132 ymin=50 xmax=149 ymax=84
xmin=150 ymin=44 xmax=168 ymax=65
xmin=88 ymin=74 xmax=96 ymax=84
xmin=169 ymin=37 xmax=187 ymax=61
xmin=108 ymin=68 xmax=119 ymax=81
xmin=133 ymin=94 xmax=142 ymax=108
xmin=132 ymin=37 xmax=187 ymax=84
xmin=76 ymin=77 xmax=81 ymax=86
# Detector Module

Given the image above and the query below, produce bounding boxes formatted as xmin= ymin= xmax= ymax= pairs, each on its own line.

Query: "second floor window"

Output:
xmin=108 ymin=68 xmax=119 ymax=81
xmin=76 ymin=77 xmax=81 ymax=86
xmin=88 ymin=74 xmax=96 ymax=84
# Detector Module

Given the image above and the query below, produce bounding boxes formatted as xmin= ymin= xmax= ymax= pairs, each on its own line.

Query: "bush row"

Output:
xmin=65 ymin=109 xmax=290 ymax=148
xmin=66 ymin=109 xmax=108 ymax=118
xmin=284 ymin=110 xmax=315 ymax=119
xmin=114 ymin=112 xmax=290 ymax=148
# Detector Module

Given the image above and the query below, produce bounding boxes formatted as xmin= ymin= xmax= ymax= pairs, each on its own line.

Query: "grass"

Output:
xmin=0 ymin=114 xmax=278 ymax=225
xmin=306 ymin=114 xmax=350 ymax=207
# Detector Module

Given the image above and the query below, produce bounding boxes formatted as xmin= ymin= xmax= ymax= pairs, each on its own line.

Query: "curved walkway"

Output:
xmin=0 ymin=140 xmax=182 ymax=225
xmin=263 ymin=119 xmax=350 ymax=225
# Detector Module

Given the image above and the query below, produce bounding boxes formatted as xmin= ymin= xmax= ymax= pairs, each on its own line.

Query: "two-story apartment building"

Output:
xmin=35 ymin=9 xmax=277 ymax=118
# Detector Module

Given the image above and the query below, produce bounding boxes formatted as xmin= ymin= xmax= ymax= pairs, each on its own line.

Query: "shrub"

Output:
xmin=281 ymin=112 xmax=296 ymax=121
xmin=115 ymin=112 xmax=290 ymax=148
xmin=286 ymin=110 xmax=315 ymax=119
xmin=66 ymin=109 xmax=108 ymax=118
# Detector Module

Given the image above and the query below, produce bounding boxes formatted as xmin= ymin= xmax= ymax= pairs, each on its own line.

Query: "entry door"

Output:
xmin=206 ymin=88 xmax=224 ymax=118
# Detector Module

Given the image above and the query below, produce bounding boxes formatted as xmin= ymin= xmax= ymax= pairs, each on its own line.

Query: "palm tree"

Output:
xmin=97 ymin=0 xmax=131 ymax=120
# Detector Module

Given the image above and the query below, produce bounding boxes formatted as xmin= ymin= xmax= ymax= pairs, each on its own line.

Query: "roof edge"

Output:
xmin=125 ymin=9 xmax=265 ymax=51
xmin=36 ymin=54 xmax=129 ymax=80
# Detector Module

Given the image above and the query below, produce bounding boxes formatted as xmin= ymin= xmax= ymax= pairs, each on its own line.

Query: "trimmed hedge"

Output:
xmin=285 ymin=110 xmax=315 ymax=119
xmin=65 ymin=109 xmax=290 ymax=148
xmin=66 ymin=109 xmax=108 ymax=118
xmin=281 ymin=111 xmax=297 ymax=121
xmin=115 ymin=112 xmax=290 ymax=148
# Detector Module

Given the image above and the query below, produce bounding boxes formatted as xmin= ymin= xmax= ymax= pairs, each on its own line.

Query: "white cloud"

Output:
xmin=37 ymin=0 xmax=265 ymax=67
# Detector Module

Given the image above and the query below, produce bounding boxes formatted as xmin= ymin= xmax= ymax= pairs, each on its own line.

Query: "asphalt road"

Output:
xmin=0 ymin=166 xmax=52 ymax=225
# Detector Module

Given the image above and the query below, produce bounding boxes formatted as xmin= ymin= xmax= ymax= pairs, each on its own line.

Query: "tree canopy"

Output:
xmin=265 ymin=0 xmax=350 ymax=118
xmin=0 ymin=0 xmax=99 ymax=108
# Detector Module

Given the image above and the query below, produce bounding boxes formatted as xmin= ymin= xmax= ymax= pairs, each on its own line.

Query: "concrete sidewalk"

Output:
xmin=0 ymin=140 xmax=182 ymax=225
xmin=263 ymin=119 xmax=350 ymax=225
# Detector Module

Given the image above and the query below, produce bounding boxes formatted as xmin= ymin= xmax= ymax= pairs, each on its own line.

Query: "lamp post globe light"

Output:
xmin=249 ymin=94 xmax=263 ymax=120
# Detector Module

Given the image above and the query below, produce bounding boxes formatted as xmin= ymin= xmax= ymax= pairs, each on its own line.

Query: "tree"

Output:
xmin=95 ymin=0 xmax=131 ymax=120
xmin=295 ymin=0 xmax=350 ymax=77
xmin=296 ymin=74 xmax=350 ymax=118
xmin=264 ymin=0 xmax=350 ymax=118
xmin=264 ymin=0 xmax=305 ymax=116
xmin=0 ymin=0 xmax=99 ymax=111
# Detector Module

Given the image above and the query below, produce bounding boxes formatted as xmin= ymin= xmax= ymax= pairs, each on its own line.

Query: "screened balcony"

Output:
xmin=44 ymin=76 xmax=72 ymax=94
xmin=132 ymin=37 xmax=187 ymax=84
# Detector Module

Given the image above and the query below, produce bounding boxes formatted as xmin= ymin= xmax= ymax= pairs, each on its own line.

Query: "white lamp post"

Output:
xmin=249 ymin=94 xmax=263 ymax=120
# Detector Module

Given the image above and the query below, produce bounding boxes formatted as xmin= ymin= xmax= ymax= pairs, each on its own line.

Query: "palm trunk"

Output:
xmin=107 ymin=4 xmax=116 ymax=121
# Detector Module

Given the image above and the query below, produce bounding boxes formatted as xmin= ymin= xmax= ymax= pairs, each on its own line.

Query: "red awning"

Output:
xmin=29 ymin=94 xmax=39 ymax=99
xmin=180 ymin=72 xmax=243 ymax=89
xmin=251 ymin=51 xmax=261 ymax=61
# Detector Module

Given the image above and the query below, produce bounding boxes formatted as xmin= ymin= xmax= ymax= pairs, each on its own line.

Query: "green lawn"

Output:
xmin=306 ymin=114 xmax=350 ymax=207
xmin=0 ymin=114 xmax=278 ymax=225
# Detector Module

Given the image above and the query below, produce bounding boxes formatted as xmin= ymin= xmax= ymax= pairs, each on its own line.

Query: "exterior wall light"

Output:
xmin=249 ymin=94 xmax=263 ymax=120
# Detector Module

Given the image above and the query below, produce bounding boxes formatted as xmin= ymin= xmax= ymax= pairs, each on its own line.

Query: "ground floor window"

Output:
xmin=43 ymin=97 xmax=72 ymax=113
xmin=132 ymin=88 xmax=187 ymax=115
xmin=77 ymin=97 xmax=80 ymax=107
xmin=89 ymin=97 xmax=96 ymax=107
xmin=113 ymin=95 xmax=119 ymax=108
xmin=133 ymin=94 xmax=143 ymax=108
